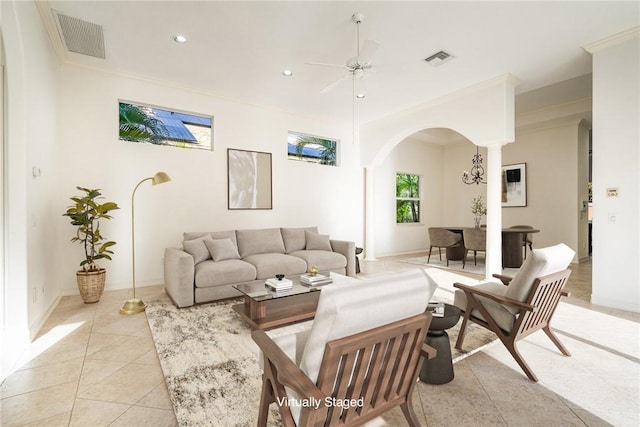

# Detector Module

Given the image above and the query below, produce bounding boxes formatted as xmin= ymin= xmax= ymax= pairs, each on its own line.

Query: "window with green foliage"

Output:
xmin=396 ymin=173 xmax=421 ymax=223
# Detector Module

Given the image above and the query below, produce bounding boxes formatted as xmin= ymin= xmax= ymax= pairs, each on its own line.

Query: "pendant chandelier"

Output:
xmin=462 ymin=146 xmax=487 ymax=185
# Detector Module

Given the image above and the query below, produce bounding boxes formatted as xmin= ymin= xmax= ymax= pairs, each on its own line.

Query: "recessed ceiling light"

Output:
xmin=282 ymin=69 xmax=293 ymax=77
xmin=356 ymin=93 xmax=366 ymax=99
xmin=173 ymin=35 xmax=187 ymax=44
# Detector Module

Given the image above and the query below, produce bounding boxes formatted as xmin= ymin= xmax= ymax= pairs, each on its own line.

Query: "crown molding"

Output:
xmin=583 ymin=26 xmax=640 ymax=53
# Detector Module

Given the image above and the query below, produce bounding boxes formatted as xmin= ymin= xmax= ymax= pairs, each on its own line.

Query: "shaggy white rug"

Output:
xmin=146 ymin=268 xmax=497 ymax=426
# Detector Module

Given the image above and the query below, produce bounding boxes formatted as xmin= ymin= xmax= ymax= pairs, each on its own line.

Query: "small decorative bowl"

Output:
xmin=275 ymin=274 xmax=285 ymax=280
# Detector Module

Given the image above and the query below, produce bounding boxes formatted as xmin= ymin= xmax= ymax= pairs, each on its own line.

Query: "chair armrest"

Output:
xmin=454 ymin=282 xmax=535 ymax=311
xmin=252 ymin=330 xmax=326 ymax=402
xmin=492 ymin=274 xmax=513 ymax=285
xmin=421 ymin=343 xmax=437 ymax=360
xmin=560 ymin=289 xmax=570 ymax=297
xmin=330 ymin=239 xmax=356 ymax=277
xmin=163 ymin=247 xmax=195 ymax=307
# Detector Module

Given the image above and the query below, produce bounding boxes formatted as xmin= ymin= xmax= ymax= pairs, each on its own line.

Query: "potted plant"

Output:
xmin=471 ymin=195 xmax=487 ymax=228
xmin=63 ymin=187 xmax=119 ymax=303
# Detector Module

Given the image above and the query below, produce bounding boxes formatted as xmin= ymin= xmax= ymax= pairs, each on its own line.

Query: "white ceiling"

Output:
xmin=40 ymin=1 xmax=639 ymax=127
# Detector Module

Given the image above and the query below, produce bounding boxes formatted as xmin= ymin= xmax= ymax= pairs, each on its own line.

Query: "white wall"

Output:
xmin=589 ymin=33 xmax=640 ymax=312
xmin=54 ymin=66 xmax=364 ymax=295
xmin=373 ymin=136 xmax=444 ymax=256
xmin=501 ymin=121 xmax=586 ymax=256
xmin=1 ymin=0 xmax=60 ymax=378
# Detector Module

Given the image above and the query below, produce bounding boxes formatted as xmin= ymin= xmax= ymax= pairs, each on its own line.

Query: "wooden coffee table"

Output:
xmin=232 ymin=273 xmax=354 ymax=330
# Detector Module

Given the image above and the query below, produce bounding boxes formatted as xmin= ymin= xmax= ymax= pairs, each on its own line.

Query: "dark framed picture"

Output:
xmin=502 ymin=163 xmax=527 ymax=207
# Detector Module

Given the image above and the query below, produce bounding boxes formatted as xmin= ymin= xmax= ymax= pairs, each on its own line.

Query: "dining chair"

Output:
xmin=453 ymin=243 xmax=575 ymax=382
xmin=509 ymin=225 xmax=534 ymax=259
xmin=462 ymin=227 xmax=486 ymax=268
xmin=427 ymin=228 xmax=463 ymax=266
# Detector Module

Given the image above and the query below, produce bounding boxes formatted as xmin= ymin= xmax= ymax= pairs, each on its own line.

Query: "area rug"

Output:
xmin=146 ymin=268 xmax=497 ymax=426
xmin=401 ymin=255 xmax=520 ymax=277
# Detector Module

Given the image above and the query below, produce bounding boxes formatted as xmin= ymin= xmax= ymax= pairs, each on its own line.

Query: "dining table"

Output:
xmin=441 ymin=226 xmax=540 ymax=268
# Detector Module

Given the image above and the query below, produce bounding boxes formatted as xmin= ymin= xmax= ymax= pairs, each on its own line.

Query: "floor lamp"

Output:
xmin=120 ymin=171 xmax=171 ymax=315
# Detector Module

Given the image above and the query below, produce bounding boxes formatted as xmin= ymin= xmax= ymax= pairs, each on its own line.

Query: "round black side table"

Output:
xmin=419 ymin=303 xmax=461 ymax=384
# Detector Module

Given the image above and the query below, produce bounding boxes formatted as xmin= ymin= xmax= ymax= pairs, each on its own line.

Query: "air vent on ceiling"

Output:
xmin=424 ymin=50 xmax=454 ymax=67
xmin=54 ymin=11 xmax=105 ymax=59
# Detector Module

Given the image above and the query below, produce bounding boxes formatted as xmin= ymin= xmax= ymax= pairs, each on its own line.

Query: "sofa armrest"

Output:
xmin=164 ymin=247 xmax=195 ymax=307
xmin=330 ymin=239 xmax=356 ymax=277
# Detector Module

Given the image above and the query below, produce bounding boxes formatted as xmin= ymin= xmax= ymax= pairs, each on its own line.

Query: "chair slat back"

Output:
xmin=312 ymin=313 xmax=431 ymax=427
xmin=515 ymin=269 xmax=571 ymax=338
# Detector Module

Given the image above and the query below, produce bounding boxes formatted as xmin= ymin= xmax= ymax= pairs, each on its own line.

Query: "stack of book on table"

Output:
xmin=300 ymin=273 xmax=333 ymax=287
xmin=427 ymin=302 xmax=445 ymax=318
xmin=265 ymin=277 xmax=293 ymax=292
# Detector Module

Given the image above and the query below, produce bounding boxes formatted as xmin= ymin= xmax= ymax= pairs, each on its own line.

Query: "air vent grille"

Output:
xmin=54 ymin=11 xmax=105 ymax=59
xmin=424 ymin=50 xmax=454 ymax=67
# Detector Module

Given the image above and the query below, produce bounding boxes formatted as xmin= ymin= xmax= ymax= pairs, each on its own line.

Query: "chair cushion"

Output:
xmin=504 ymin=243 xmax=575 ymax=308
xmin=281 ymin=227 xmax=318 ymax=253
xmin=299 ymin=269 xmax=437 ymax=384
xmin=242 ymin=253 xmax=307 ymax=279
xmin=204 ymin=238 xmax=240 ymax=261
xmin=182 ymin=235 xmax=213 ymax=264
xmin=289 ymin=250 xmax=346 ymax=272
xmin=236 ymin=228 xmax=286 ymax=258
xmin=453 ymin=281 xmax=516 ymax=332
xmin=194 ymin=259 xmax=256 ymax=288
xmin=305 ymin=230 xmax=332 ymax=251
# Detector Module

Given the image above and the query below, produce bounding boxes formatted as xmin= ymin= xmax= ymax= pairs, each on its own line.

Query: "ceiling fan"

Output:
xmin=307 ymin=12 xmax=379 ymax=95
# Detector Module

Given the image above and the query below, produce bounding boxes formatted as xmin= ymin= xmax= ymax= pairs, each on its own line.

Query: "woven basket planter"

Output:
xmin=76 ymin=269 xmax=106 ymax=303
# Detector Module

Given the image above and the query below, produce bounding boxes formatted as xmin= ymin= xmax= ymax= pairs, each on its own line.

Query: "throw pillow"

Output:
xmin=305 ymin=230 xmax=332 ymax=251
xmin=183 ymin=235 xmax=214 ymax=264
xmin=204 ymin=238 xmax=241 ymax=261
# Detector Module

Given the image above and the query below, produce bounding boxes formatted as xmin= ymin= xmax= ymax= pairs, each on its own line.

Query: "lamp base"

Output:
xmin=119 ymin=298 xmax=147 ymax=315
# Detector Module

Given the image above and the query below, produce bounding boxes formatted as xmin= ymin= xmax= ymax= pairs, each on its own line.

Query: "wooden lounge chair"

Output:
xmin=252 ymin=269 xmax=438 ymax=426
xmin=453 ymin=243 xmax=574 ymax=382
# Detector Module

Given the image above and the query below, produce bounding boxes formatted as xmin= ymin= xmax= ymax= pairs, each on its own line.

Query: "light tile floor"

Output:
xmin=1 ymin=256 xmax=638 ymax=426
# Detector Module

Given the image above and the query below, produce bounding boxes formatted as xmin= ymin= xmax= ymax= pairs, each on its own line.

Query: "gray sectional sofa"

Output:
xmin=164 ymin=226 xmax=356 ymax=307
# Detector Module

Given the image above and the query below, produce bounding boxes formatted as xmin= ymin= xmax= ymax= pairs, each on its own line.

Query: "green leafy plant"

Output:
xmin=63 ymin=187 xmax=120 ymax=271
xmin=471 ymin=195 xmax=487 ymax=227
xmin=293 ymin=135 xmax=337 ymax=165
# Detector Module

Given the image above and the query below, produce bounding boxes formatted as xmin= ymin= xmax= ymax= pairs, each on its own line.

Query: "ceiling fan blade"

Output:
xmin=305 ymin=61 xmax=349 ymax=70
xmin=320 ymin=74 xmax=351 ymax=94
xmin=358 ymin=40 xmax=379 ymax=65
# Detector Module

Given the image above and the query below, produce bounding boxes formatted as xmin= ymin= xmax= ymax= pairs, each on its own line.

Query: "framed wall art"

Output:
xmin=227 ymin=149 xmax=272 ymax=210
xmin=502 ymin=163 xmax=527 ymax=207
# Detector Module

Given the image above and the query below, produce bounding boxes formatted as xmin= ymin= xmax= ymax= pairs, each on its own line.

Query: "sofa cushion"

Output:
xmin=204 ymin=238 xmax=241 ymax=261
xmin=281 ymin=227 xmax=318 ymax=253
xmin=289 ymin=250 xmax=346 ymax=272
xmin=305 ymin=230 xmax=332 ymax=251
xmin=184 ymin=230 xmax=237 ymax=246
xmin=194 ymin=259 xmax=257 ymax=288
xmin=236 ymin=228 xmax=286 ymax=258
xmin=182 ymin=235 xmax=214 ymax=264
xmin=242 ymin=253 xmax=307 ymax=280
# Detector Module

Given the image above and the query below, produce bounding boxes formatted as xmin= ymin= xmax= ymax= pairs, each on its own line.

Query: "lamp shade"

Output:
xmin=151 ymin=171 xmax=171 ymax=185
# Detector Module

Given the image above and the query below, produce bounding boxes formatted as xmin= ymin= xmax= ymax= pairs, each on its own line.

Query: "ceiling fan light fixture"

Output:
xmin=356 ymin=93 xmax=366 ymax=99
xmin=282 ymin=69 xmax=293 ymax=77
